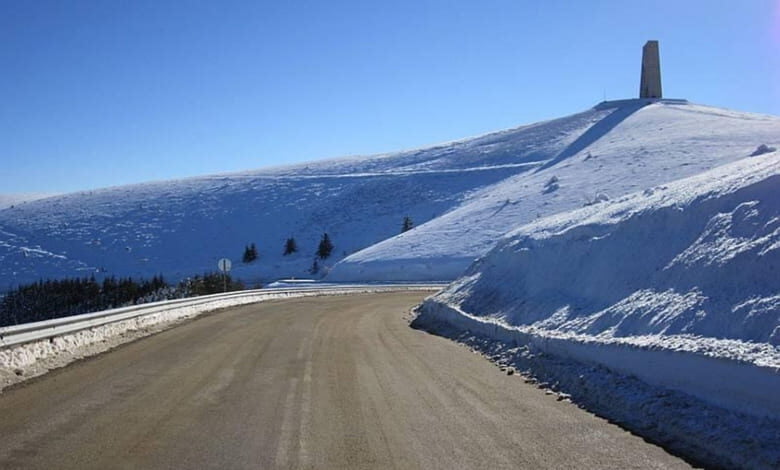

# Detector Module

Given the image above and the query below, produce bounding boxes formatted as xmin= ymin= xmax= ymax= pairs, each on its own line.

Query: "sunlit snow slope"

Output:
xmin=1 ymin=99 xmax=779 ymax=289
xmin=425 ymin=152 xmax=780 ymax=347
xmin=0 ymin=194 xmax=53 ymax=210
xmin=0 ymin=103 xmax=606 ymax=289
xmin=329 ymin=100 xmax=780 ymax=280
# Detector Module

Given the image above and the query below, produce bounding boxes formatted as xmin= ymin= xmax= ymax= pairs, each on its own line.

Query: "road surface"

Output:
xmin=0 ymin=292 xmax=691 ymax=469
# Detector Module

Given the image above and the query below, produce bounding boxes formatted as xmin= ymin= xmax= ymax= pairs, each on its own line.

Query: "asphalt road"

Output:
xmin=0 ymin=292 xmax=691 ymax=469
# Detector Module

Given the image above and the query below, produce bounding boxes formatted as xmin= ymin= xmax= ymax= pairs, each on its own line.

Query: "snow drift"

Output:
xmin=415 ymin=151 xmax=780 ymax=419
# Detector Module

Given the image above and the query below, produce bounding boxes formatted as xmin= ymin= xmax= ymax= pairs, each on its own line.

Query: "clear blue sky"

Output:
xmin=2 ymin=0 xmax=779 ymax=194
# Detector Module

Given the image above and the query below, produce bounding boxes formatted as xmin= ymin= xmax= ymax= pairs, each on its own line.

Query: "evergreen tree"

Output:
xmin=183 ymin=272 xmax=244 ymax=295
xmin=401 ymin=216 xmax=413 ymax=233
xmin=283 ymin=237 xmax=298 ymax=255
xmin=310 ymin=259 xmax=319 ymax=274
xmin=242 ymin=243 xmax=258 ymax=263
xmin=316 ymin=233 xmax=334 ymax=259
xmin=0 ymin=274 xmax=171 ymax=327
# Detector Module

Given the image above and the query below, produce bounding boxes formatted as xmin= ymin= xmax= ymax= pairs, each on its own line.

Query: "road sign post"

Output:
xmin=217 ymin=258 xmax=232 ymax=292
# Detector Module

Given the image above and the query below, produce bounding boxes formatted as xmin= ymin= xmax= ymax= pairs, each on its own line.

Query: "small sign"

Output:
xmin=218 ymin=258 xmax=232 ymax=273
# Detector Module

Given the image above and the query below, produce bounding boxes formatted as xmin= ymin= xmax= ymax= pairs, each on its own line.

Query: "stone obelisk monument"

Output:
xmin=639 ymin=40 xmax=662 ymax=99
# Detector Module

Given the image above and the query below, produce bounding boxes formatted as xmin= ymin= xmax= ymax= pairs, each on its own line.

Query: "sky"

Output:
xmin=2 ymin=0 xmax=780 ymax=194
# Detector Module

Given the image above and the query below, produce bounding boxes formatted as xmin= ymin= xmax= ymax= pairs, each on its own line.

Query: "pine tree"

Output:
xmin=316 ymin=233 xmax=334 ymax=259
xmin=283 ymin=237 xmax=298 ymax=255
xmin=0 ymin=274 xmax=171 ymax=327
xmin=310 ymin=259 xmax=320 ymax=274
xmin=401 ymin=216 xmax=413 ymax=233
xmin=242 ymin=243 xmax=258 ymax=263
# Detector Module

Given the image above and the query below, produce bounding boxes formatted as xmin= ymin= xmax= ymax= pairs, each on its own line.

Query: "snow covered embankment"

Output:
xmin=415 ymin=152 xmax=780 ymax=420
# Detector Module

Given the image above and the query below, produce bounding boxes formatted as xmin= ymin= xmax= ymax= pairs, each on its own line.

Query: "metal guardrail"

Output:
xmin=0 ymin=284 xmax=445 ymax=349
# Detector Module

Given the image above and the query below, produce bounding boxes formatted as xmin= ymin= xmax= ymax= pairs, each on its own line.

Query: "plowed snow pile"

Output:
xmin=414 ymin=152 xmax=780 ymax=468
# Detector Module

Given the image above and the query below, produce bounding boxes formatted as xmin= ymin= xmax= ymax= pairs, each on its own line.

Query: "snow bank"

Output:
xmin=416 ymin=152 xmax=780 ymax=419
xmin=429 ymin=328 xmax=780 ymax=470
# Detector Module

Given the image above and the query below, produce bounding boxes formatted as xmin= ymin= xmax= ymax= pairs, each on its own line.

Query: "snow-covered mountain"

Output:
xmin=329 ymin=100 xmax=780 ymax=280
xmin=0 ymin=105 xmax=594 ymax=289
xmin=1 ymin=99 xmax=779 ymax=291
xmin=3 ymin=96 xmax=778 ymax=469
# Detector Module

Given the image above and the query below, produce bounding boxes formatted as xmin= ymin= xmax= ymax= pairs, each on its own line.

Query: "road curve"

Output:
xmin=0 ymin=292 xmax=690 ymax=469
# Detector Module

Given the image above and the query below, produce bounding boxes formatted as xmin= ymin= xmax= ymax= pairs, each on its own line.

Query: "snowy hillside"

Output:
xmin=2 ymin=99 xmax=780 ymax=290
xmin=415 ymin=151 xmax=780 ymax=415
xmin=0 ymin=105 xmax=605 ymax=289
xmin=329 ymin=100 xmax=780 ymax=281
xmin=0 ymin=194 xmax=53 ymax=210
